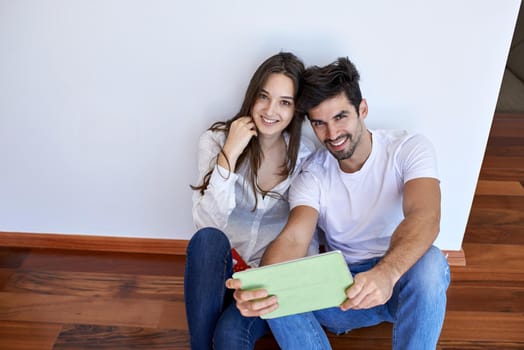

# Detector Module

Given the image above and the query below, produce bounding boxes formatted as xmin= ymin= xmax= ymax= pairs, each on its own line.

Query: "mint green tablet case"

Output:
xmin=233 ymin=250 xmax=353 ymax=319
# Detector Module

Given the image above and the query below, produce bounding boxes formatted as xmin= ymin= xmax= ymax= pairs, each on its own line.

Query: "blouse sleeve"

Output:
xmin=192 ymin=130 xmax=238 ymax=229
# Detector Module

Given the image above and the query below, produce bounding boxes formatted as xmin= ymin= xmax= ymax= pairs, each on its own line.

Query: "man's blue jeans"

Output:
xmin=184 ymin=227 xmax=269 ymax=350
xmin=268 ymin=246 xmax=450 ymax=349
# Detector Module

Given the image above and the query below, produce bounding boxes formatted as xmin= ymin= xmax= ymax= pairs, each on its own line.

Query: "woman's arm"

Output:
xmin=192 ymin=118 xmax=257 ymax=229
xmin=192 ymin=131 xmax=238 ymax=229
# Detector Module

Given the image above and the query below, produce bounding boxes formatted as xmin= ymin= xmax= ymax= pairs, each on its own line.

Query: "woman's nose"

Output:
xmin=265 ymin=100 xmax=277 ymax=116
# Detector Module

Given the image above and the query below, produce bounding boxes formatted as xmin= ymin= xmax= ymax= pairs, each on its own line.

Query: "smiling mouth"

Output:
xmin=262 ymin=116 xmax=278 ymax=124
xmin=327 ymin=135 xmax=348 ymax=148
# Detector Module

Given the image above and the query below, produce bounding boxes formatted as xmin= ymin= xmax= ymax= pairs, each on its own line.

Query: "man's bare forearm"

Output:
xmin=261 ymin=234 xmax=307 ymax=266
xmin=376 ymin=214 xmax=440 ymax=283
xmin=260 ymin=205 xmax=319 ymax=266
xmin=375 ymin=178 xmax=441 ymax=283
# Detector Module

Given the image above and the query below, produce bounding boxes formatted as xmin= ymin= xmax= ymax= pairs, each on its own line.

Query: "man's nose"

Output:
xmin=327 ymin=123 xmax=337 ymax=140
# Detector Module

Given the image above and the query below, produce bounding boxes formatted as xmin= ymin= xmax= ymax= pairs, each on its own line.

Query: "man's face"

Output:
xmin=308 ymin=93 xmax=368 ymax=161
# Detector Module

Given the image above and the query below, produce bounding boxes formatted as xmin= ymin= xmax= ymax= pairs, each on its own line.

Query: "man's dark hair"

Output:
xmin=297 ymin=57 xmax=362 ymax=117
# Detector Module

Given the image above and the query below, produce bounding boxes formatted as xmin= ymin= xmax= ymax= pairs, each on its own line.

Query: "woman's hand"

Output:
xmin=218 ymin=116 xmax=257 ymax=170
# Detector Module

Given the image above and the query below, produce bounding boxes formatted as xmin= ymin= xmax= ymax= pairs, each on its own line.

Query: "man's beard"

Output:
xmin=325 ymin=123 xmax=362 ymax=161
xmin=326 ymin=134 xmax=358 ymax=160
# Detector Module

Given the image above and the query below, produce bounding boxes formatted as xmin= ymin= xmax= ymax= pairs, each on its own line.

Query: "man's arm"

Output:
xmin=342 ymin=177 xmax=441 ymax=310
xmin=261 ymin=205 xmax=319 ymax=265
xmin=225 ymin=205 xmax=319 ymax=317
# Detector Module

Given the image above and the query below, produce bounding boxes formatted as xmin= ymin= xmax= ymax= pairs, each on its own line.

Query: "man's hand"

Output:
xmin=225 ymin=278 xmax=279 ymax=317
xmin=340 ymin=265 xmax=397 ymax=311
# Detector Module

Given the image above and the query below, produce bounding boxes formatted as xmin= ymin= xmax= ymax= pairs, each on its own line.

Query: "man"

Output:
xmin=226 ymin=57 xmax=450 ymax=349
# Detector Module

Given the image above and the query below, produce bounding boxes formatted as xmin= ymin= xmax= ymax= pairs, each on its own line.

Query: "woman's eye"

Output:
xmin=281 ymin=100 xmax=292 ymax=106
xmin=259 ymin=93 xmax=268 ymax=100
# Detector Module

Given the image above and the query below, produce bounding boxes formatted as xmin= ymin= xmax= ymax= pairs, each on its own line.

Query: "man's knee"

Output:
xmin=405 ymin=246 xmax=450 ymax=296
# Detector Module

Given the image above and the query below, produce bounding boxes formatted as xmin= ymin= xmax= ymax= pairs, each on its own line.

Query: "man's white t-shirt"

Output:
xmin=289 ymin=129 xmax=439 ymax=264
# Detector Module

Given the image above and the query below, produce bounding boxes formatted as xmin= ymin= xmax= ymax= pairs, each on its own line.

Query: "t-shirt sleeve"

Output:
xmin=396 ymin=134 xmax=439 ymax=183
xmin=288 ymin=167 xmax=322 ymax=212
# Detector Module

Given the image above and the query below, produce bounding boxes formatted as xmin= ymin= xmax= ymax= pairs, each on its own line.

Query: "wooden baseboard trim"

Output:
xmin=0 ymin=231 xmax=466 ymax=265
xmin=0 ymin=231 xmax=188 ymax=255
xmin=443 ymin=249 xmax=466 ymax=266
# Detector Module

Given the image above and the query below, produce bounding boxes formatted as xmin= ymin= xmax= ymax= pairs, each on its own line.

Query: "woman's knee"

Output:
xmin=187 ymin=227 xmax=230 ymax=255
xmin=185 ymin=227 xmax=232 ymax=276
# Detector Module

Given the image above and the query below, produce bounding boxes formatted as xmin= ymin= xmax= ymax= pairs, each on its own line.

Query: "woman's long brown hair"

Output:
xmin=191 ymin=52 xmax=305 ymax=210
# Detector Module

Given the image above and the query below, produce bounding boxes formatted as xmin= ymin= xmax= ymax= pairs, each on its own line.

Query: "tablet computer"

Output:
xmin=233 ymin=250 xmax=353 ymax=319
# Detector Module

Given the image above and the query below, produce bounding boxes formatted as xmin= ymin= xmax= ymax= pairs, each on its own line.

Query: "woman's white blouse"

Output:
xmin=192 ymin=129 xmax=316 ymax=267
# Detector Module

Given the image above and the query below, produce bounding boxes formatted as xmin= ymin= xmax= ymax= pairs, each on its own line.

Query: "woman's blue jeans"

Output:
xmin=184 ymin=227 xmax=269 ymax=349
xmin=267 ymin=246 xmax=450 ymax=349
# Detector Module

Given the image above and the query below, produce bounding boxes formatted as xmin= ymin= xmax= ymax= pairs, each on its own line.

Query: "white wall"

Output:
xmin=0 ymin=0 xmax=520 ymax=250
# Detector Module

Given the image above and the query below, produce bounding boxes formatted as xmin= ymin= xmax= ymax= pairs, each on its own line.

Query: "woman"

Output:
xmin=184 ymin=52 xmax=317 ymax=349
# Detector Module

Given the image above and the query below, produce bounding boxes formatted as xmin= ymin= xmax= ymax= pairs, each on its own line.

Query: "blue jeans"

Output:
xmin=268 ymin=246 xmax=450 ymax=350
xmin=184 ymin=227 xmax=269 ymax=350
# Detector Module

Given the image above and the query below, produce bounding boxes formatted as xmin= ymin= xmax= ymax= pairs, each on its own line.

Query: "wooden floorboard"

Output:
xmin=0 ymin=268 xmax=15 ymax=290
xmin=53 ymin=325 xmax=189 ymax=350
xmin=478 ymin=156 xmax=524 ymax=181
xmin=0 ymin=321 xmax=62 ymax=350
xmin=484 ymin=137 xmax=524 ymax=157
xmin=0 ymin=292 xmax=166 ymax=328
xmin=486 ymin=114 xmax=524 ymax=137
xmin=440 ymin=311 xmax=524 ymax=342
xmin=0 ymin=113 xmax=523 ymax=349
xmin=465 ymin=226 xmax=524 ymax=245
xmin=478 ymin=116 xmax=524 ymax=181
xmin=446 ymin=285 xmax=524 ymax=312
xmin=467 ymin=206 xmax=523 ymax=227
xmin=461 ymin=243 xmax=524 ymax=272
xmin=437 ymin=342 xmax=524 ymax=350
xmin=3 ymin=270 xmax=184 ymax=301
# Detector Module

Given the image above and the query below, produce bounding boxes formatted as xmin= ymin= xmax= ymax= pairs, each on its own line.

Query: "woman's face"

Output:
xmin=250 ymin=73 xmax=295 ymax=139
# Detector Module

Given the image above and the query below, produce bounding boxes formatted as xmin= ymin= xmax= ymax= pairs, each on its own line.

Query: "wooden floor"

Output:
xmin=0 ymin=113 xmax=523 ymax=349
